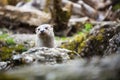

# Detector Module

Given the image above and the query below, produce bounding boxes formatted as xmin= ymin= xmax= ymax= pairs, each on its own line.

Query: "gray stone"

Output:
xmin=21 ymin=47 xmax=70 ymax=64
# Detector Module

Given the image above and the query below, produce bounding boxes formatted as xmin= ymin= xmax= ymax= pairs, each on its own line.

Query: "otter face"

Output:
xmin=36 ymin=24 xmax=54 ymax=38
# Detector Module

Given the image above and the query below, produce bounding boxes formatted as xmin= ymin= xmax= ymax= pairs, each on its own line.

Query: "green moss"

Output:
xmin=60 ymin=22 xmax=92 ymax=53
xmin=85 ymin=23 xmax=93 ymax=31
xmin=0 ymin=33 xmax=27 ymax=61
xmin=60 ymin=33 xmax=87 ymax=53
xmin=100 ymin=28 xmax=105 ymax=33
xmin=15 ymin=45 xmax=27 ymax=52
xmin=60 ymin=23 xmax=108 ymax=56
xmin=0 ymin=45 xmax=27 ymax=60
xmin=77 ymin=41 xmax=86 ymax=53
xmin=0 ymin=33 xmax=8 ymax=39
xmin=6 ymin=37 xmax=16 ymax=45
xmin=96 ymin=33 xmax=103 ymax=41
xmin=60 ymin=23 xmax=117 ymax=57
xmin=0 ymin=33 xmax=15 ymax=45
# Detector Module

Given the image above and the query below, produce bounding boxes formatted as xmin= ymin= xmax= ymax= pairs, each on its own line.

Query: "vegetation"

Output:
xmin=0 ymin=33 xmax=27 ymax=60
xmin=0 ymin=0 xmax=120 ymax=79
xmin=60 ymin=23 xmax=92 ymax=53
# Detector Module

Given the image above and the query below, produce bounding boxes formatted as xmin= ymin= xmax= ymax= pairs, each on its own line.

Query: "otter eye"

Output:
xmin=45 ymin=27 xmax=48 ymax=29
xmin=38 ymin=28 xmax=40 ymax=31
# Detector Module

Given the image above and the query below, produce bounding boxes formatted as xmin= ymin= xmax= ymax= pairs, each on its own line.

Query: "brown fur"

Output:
xmin=35 ymin=24 xmax=55 ymax=48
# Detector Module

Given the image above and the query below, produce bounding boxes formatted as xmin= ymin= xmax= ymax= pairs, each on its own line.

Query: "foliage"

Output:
xmin=0 ymin=33 xmax=15 ymax=45
xmin=0 ymin=33 xmax=27 ymax=61
xmin=60 ymin=23 xmax=119 ymax=58
xmin=60 ymin=23 xmax=92 ymax=53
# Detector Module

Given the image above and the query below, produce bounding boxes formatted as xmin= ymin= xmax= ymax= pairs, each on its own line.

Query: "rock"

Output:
xmin=6 ymin=53 xmax=120 ymax=80
xmin=10 ymin=34 xmax=36 ymax=48
xmin=21 ymin=47 xmax=71 ymax=64
xmin=12 ymin=54 xmax=23 ymax=65
xmin=0 ymin=5 xmax=51 ymax=34
xmin=105 ymin=32 xmax=120 ymax=55
xmin=61 ymin=22 xmax=120 ymax=57
xmin=0 ymin=62 xmax=8 ymax=71
xmin=80 ymin=23 xmax=120 ymax=57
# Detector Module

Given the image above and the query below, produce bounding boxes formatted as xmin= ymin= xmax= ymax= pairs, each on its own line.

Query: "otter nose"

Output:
xmin=40 ymin=30 xmax=44 ymax=33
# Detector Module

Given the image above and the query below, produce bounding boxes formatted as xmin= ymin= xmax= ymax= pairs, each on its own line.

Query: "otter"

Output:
xmin=35 ymin=24 xmax=55 ymax=48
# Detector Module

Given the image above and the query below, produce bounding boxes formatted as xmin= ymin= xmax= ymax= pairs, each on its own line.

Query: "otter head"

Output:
xmin=36 ymin=24 xmax=54 ymax=38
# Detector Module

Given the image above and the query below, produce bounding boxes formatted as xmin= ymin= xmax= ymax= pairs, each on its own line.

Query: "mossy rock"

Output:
xmin=60 ymin=23 xmax=120 ymax=58
xmin=0 ymin=44 xmax=27 ymax=61
xmin=60 ymin=33 xmax=87 ymax=53
xmin=60 ymin=23 xmax=92 ymax=55
xmin=0 ymin=33 xmax=27 ymax=61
